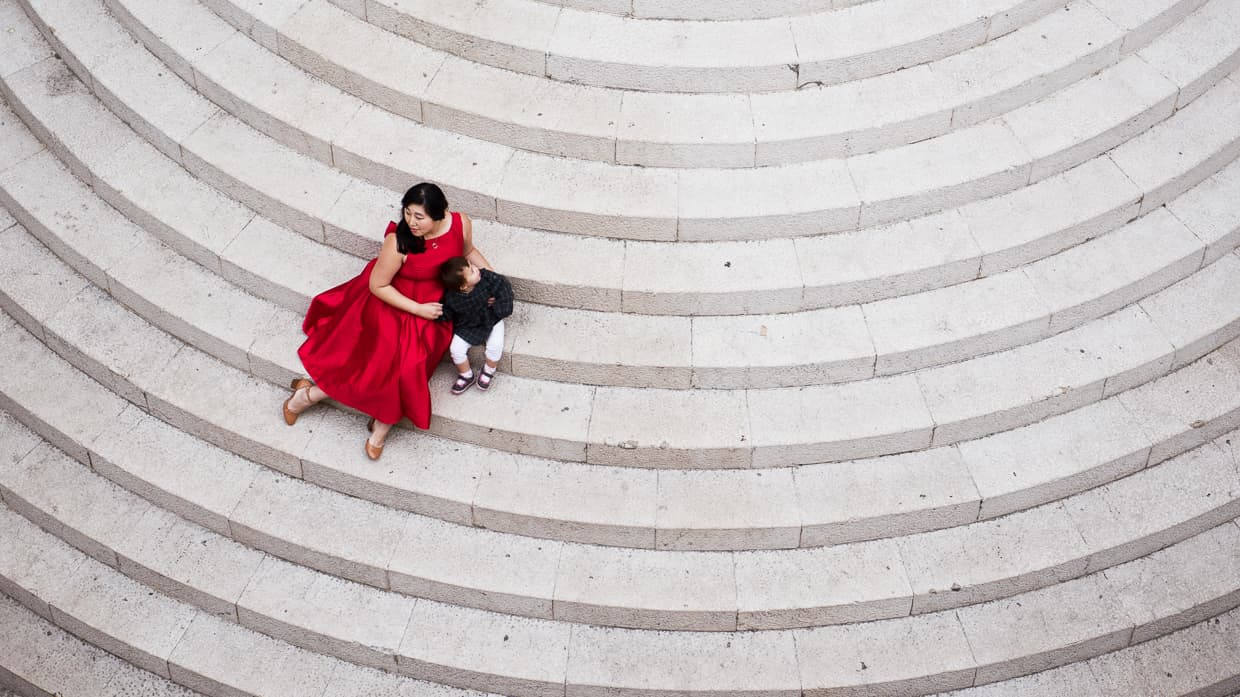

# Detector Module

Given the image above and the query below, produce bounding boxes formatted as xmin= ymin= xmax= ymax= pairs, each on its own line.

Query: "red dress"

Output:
xmin=298 ymin=214 xmax=464 ymax=428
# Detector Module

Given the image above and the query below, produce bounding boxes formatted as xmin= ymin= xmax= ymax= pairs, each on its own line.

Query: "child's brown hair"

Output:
xmin=438 ymin=256 xmax=470 ymax=290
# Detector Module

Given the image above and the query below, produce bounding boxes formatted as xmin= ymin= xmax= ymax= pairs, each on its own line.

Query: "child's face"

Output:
xmin=461 ymin=262 xmax=482 ymax=289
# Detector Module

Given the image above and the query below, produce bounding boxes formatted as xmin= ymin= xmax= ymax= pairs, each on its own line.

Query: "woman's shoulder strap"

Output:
xmin=384 ymin=221 xmax=398 ymax=237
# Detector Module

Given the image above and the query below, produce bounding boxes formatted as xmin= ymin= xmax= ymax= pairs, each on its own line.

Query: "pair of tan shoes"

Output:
xmin=283 ymin=378 xmax=384 ymax=460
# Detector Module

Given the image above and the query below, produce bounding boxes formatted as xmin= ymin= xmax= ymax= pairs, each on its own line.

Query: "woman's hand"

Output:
xmin=412 ymin=302 xmax=443 ymax=320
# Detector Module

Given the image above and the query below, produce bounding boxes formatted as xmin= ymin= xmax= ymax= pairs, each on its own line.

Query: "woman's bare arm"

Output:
xmin=369 ymin=234 xmax=442 ymax=319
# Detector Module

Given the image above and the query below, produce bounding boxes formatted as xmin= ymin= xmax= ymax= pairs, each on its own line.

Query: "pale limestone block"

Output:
xmin=987 ymin=0 xmax=1083 ymax=38
xmin=1138 ymin=0 xmax=1240 ymax=107
xmin=229 ymin=468 xmax=408 ymax=589
xmin=1087 ymin=607 xmax=1240 ymax=696
xmin=50 ymin=557 xmax=198 ymax=678
xmin=958 ymin=398 xmax=1152 ymax=520
xmin=1104 ymin=522 xmax=1240 ymax=643
xmin=103 ymin=0 xmax=237 ymax=84
xmin=300 ymin=408 xmax=481 ymax=526
xmin=42 ymin=284 xmax=183 ymax=407
xmin=585 ymin=385 xmax=750 ymax=468
xmin=675 ymin=159 xmax=860 ymax=240
xmin=100 ymin=662 xmax=199 ymax=697
xmin=735 ymin=539 xmax=912 ymax=629
xmin=508 ymin=304 xmax=691 ymax=388
xmin=796 ymin=209 xmax=982 ymax=308
xmin=862 ymin=269 xmax=1051 ymax=375
xmin=1140 ymin=253 xmax=1240 ymax=369
xmin=937 ymin=3 xmax=1123 ymax=128
xmin=388 ymin=515 xmax=560 ymax=619
xmin=1108 ymin=75 xmax=1240 ymax=215
xmin=199 ymin=0 xmax=309 ymax=51
xmin=1005 ymin=56 xmax=1176 ymax=183
xmin=1168 ymin=157 xmax=1240 ymax=264
xmin=368 ymin=0 xmax=556 ymax=77
xmin=753 ymin=65 xmax=955 ymax=164
xmin=280 ymin=0 xmax=441 ymax=120
xmin=497 ymin=150 xmax=676 ymax=241
xmin=748 ymin=375 xmax=934 ymax=466
xmin=321 ymin=663 xmax=479 ymax=697
xmin=566 ymin=625 xmax=800 ymax=697
xmin=547 ymin=10 xmax=798 ymax=92
xmin=1062 ymin=442 xmax=1240 ymax=574
xmin=113 ymin=506 xmax=263 ymax=621
xmin=472 ymin=453 xmax=658 ymax=548
xmin=92 ymin=137 xmax=253 ymax=270
xmin=428 ymin=369 xmax=593 ymax=462
xmin=553 ymin=545 xmax=737 ymax=630
xmin=425 ymin=57 xmax=619 ymax=162
xmin=0 ymin=224 xmax=91 ymax=339
xmin=791 ymin=0 xmax=990 ymax=86
xmin=1117 ymin=339 xmax=1240 ymax=463
xmin=473 ymin=220 xmax=624 ymax=312
xmin=850 ymin=120 xmax=1032 ymax=228
xmin=0 ymin=505 xmax=86 ymax=621
xmin=0 ymin=104 xmax=45 ymax=171
xmin=633 ymin=0 xmax=832 ymax=18
xmin=690 ymin=306 xmax=875 ymax=389
xmin=0 ymin=1 xmax=53 ymax=78
xmin=962 ymin=156 xmax=1141 ymax=276
xmin=654 ymin=467 xmax=801 ymax=550
xmin=897 ymin=503 xmax=1092 ymax=613
xmin=245 ymin=304 xmax=308 ymax=386
xmin=88 ymin=404 xmax=259 ymax=537
xmin=21 ymin=0 xmax=136 ymax=83
xmin=105 ymin=236 xmax=281 ymax=371
xmin=167 ymin=612 xmax=337 ymax=697
xmin=622 ymin=237 xmax=803 ymax=315
xmin=917 ymin=305 xmax=1173 ymax=445
xmin=219 ymin=214 xmax=356 ymax=314
xmin=321 ymin=178 xmax=393 ymax=257
xmin=143 ymin=347 xmax=321 ymax=477
xmin=0 ymin=325 xmax=130 ymax=466
xmin=958 ymin=574 xmax=1135 ymax=684
xmin=237 ymin=555 xmax=413 ymax=669
xmin=795 ymin=447 xmax=980 ymax=546
xmin=936 ymin=661 xmax=1103 ymax=697
xmin=1087 ymin=0 xmax=1210 ymax=54
xmin=794 ymin=611 xmax=977 ymax=696
xmin=3 ymin=58 xmax=146 ymax=184
xmin=181 ymin=111 xmax=343 ymax=240
xmin=616 ymin=92 xmax=754 ymax=168
xmin=193 ymin=30 xmax=362 ymax=165
xmin=89 ymin=41 xmax=221 ymax=163
xmin=397 ymin=601 xmax=570 ymax=697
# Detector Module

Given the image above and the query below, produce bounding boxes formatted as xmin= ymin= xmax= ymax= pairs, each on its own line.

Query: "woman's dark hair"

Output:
xmin=438 ymin=256 xmax=470 ymax=289
xmin=394 ymin=183 xmax=449 ymax=255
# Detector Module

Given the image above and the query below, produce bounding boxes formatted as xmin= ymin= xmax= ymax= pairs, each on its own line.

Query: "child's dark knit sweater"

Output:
xmin=439 ymin=268 xmax=514 ymax=344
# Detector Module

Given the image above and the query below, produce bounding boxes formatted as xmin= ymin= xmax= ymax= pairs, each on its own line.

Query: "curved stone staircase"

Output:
xmin=1 ymin=0 xmax=1240 ymax=694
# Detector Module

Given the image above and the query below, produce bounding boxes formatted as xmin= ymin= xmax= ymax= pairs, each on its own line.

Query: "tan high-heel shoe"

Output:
xmin=282 ymin=378 xmax=314 ymax=426
xmin=365 ymin=417 xmax=384 ymax=460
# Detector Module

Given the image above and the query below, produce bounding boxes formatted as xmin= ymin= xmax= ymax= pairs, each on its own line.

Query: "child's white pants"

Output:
xmin=450 ymin=320 xmax=505 ymax=366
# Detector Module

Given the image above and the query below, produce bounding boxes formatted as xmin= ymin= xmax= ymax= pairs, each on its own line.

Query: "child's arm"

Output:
xmin=489 ymin=273 xmax=514 ymax=320
xmin=436 ymin=293 xmax=456 ymax=323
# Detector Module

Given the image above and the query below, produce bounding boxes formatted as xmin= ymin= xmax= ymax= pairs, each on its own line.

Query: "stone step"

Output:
xmin=6 ymin=143 xmax=1240 ymax=465
xmin=306 ymin=0 xmax=1067 ymax=93
xmin=13 ymin=0 xmax=1240 ymax=242
xmin=2 ymin=459 xmax=1239 ymax=695
xmin=4 ymin=57 xmax=1240 ymax=396
xmin=0 ymin=595 xmax=204 ymax=697
xmin=518 ymin=0 xmax=855 ymax=21
xmin=2 ymin=203 xmax=1240 ymax=549
xmin=3 ymin=298 xmax=1240 ymax=628
xmin=106 ymin=0 xmax=1205 ymax=168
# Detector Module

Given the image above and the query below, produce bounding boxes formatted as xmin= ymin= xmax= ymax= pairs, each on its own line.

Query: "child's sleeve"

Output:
xmin=490 ymin=273 xmax=514 ymax=320
xmin=437 ymin=292 xmax=455 ymax=323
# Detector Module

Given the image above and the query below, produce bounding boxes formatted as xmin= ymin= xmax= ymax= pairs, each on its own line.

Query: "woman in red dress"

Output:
xmin=281 ymin=183 xmax=492 ymax=460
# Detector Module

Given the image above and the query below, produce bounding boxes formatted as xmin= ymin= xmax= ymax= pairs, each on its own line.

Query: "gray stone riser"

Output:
xmin=482 ymin=0 xmax=859 ymax=22
xmin=5 ymin=54 xmax=1240 ymax=400
xmin=311 ymin=0 xmax=1068 ymax=93
xmin=3 ymin=292 xmax=1240 ymax=629
xmin=14 ymin=0 xmax=1240 ymax=244
xmin=1 ymin=458 xmax=1239 ymax=696
xmin=121 ymin=0 xmax=1169 ymax=168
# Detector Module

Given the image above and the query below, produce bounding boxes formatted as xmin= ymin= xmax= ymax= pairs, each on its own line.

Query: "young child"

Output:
xmin=437 ymin=256 xmax=514 ymax=394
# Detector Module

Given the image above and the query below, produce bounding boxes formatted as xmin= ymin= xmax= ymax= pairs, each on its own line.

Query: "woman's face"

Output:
xmin=403 ymin=203 xmax=436 ymax=236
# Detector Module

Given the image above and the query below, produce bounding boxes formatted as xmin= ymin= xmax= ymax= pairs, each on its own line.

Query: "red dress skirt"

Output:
xmin=298 ymin=214 xmax=464 ymax=428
